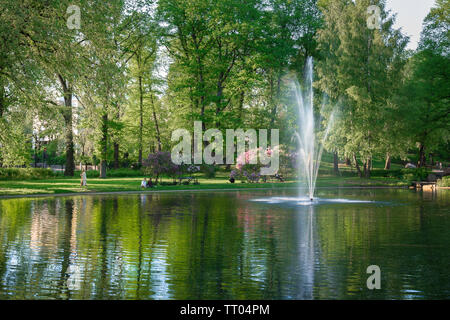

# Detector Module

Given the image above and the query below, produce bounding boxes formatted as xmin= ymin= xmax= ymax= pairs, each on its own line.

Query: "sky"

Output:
xmin=385 ymin=0 xmax=436 ymax=50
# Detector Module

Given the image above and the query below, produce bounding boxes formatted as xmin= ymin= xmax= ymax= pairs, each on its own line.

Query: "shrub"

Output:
xmin=230 ymin=170 xmax=239 ymax=180
xmin=231 ymin=165 xmax=262 ymax=183
xmin=73 ymin=168 xmax=145 ymax=178
xmin=370 ymin=169 xmax=403 ymax=178
xmin=159 ymin=181 xmax=178 ymax=186
xmin=0 ymin=168 xmax=57 ymax=180
xmin=106 ymin=168 xmax=144 ymax=177
xmin=409 ymin=168 xmax=430 ymax=181
xmin=143 ymin=152 xmax=180 ymax=182
xmin=403 ymin=173 xmax=415 ymax=182
xmin=234 ymin=146 xmax=280 ymax=182
xmin=201 ymin=164 xmax=216 ymax=178
xmin=437 ymin=176 xmax=450 ymax=187
xmin=370 ymin=168 xmax=431 ymax=181
xmin=246 ymin=171 xmax=261 ymax=183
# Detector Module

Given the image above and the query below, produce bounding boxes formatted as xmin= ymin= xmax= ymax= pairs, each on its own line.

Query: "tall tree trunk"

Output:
xmin=0 ymin=86 xmax=4 ymax=118
xmin=353 ymin=153 xmax=362 ymax=178
xmin=113 ymin=102 xmax=121 ymax=169
xmin=418 ymin=143 xmax=426 ymax=167
xmin=269 ymin=73 xmax=282 ymax=128
xmin=364 ymin=158 xmax=371 ymax=178
xmin=333 ymin=151 xmax=339 ymax=176
xmin=150 ymin=93 xmax=162 ymax=152
xmin=58 ymin=75 xmax=75 ymax=176
xmin=384 ymin=153 xmax=391 ymax=170
xmin=0 ymin=89 xmax=4 ymax=167
xmin=63 ymin=109 xmax=75 ymax=176
xmin=215 ymin=77 xmax=224 ymax=128
xmin=113 ymin=142 xmax=119 ymax=169
xmin=0 ymin=89 xmax=3 ymax=118
xmin=364 ymin=33 xmax=372 ymax=181
xmin=138 ymin=75 xmax=143 ymax=167
xmin=238 ymin=90 xmax=245 ymax=125
xmin=34 ymin=134 xmax=39 ymax=168
xmin=100 ymin=113 xmax=108 ymax=179
xmin=123 ymin=152 xmax=129 ymax=168
xmin=363 ymin=161 xmax=367 ymax=177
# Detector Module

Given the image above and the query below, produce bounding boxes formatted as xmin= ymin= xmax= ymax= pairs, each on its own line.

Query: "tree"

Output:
xmin=399 ymin=0 xmax=449 ymax=167
xmin=0 ymin=0 xmax=54 ymax=167
xmin=17 ymin=0 xmax=88 ymax=176
xmin=316 ymin=0 xmax=408 ymax=177
xmin=77 ymin=0 xmax=138 ymax=178
xmin=126 ymin=13 xmax=160 ymax=166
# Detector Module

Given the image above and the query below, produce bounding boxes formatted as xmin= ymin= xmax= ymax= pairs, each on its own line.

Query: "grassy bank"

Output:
xmin=0 ymin=174 xmax=408 ymax=197
xmin=0 ymin=155 xmax=419 ymax=197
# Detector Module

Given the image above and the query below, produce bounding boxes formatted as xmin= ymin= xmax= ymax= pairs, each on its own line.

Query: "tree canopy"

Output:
xmin=0 ymin=0 xmax=448 ymax=176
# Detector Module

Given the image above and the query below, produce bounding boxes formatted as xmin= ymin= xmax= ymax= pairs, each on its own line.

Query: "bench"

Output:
xmin=178 ymin=176 xmax=198 ymax=184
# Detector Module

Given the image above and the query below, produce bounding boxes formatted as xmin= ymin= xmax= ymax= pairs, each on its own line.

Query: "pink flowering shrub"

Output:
xmin=233 ymin=147 xmax=277 ymax=183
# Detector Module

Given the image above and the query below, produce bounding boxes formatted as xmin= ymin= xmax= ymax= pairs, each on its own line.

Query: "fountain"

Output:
xmin=294 ymin=57 xmax=332 ymax=201
xmin=251 ymin=57 xmax=376 ymax=206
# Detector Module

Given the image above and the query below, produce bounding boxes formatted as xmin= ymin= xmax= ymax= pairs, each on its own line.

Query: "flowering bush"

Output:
xmin=246 ymin=171 xmax=261 ymax=183
xmin=143 ymin=151 xmax=180 ymax=183
xmin=233 ymin=147 xmax=277 ymax=183
xmin=236 ymin=148 xmax=259 ymax=170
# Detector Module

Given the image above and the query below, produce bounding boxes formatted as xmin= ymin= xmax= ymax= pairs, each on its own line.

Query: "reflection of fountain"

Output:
xmin=293 ymin=206 xmax=316 ymax=299
xmin=293 ymin=57 xmax=333 ymax=200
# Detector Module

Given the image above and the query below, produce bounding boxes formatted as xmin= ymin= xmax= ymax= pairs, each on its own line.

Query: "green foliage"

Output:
xmin=0 ymin=109 xmax=33 ymax=167
xmin=106 ymin=169 xmax=145 ymax=178
xmin=316 ymin=0 xmax=409 ymax=175
xmin=437 ymin=176 xmax=450 ymax=187
xmin=0 ymin=168 xmax=57 ymax=180
xmin=370 ymin=168 xmax=430 ymax=181
xmin=159 ymin=181 xmax=178 ymax=186
xmin=201 ymin=165 xmax=217 ymax=179
xmin=412 ymin=168 xmax=431 ymax=181
xmin=74 ymin=168 xmax=145 ymax=178
xmin=0 ymin=0 xmax=447 ymax=174
xmin=395 ymin=0 xmax=449 ymax=166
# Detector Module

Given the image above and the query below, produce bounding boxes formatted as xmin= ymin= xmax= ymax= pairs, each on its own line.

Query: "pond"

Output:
xmin=0 ymin=188 xmax=449 ymax=299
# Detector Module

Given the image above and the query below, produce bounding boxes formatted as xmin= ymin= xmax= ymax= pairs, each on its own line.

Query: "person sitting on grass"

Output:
xmin=141 ymin=178 xmax=147 ymax=188
xmin=146 ymin=178 xmax=154 ymax=188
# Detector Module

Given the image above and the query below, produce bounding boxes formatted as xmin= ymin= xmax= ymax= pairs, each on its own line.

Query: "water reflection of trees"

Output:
xmin=0 ymin=190 xmax=448 ymax=299
xmin=0 ymin=194 xmax=297 ymax=299
xmin=313 ymin=189 xmax=450 ymax=299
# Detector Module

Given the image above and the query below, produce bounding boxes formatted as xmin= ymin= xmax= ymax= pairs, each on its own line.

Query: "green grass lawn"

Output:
xmin=0 ymin=173 xmax=408 ymax=197
xmin=0 ymin=153 xmax=412 ymax=197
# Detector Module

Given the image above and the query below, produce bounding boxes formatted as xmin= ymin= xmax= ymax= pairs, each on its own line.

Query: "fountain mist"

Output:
xmin=293 ymin=57 xmax=333 ymax=200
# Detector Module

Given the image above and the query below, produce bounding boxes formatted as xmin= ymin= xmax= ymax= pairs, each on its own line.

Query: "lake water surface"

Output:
xmin=0 ymin=188 xmax=449 ymax=299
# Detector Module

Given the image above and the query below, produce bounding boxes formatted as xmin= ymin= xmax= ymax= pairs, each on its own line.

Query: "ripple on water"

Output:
xmin=250 ymin=196 xmax=375 ymax=206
